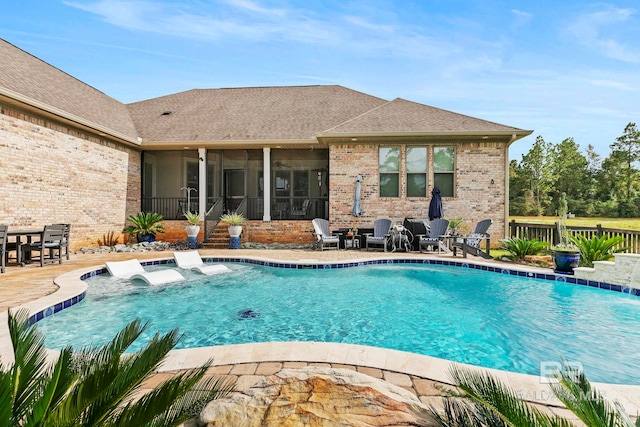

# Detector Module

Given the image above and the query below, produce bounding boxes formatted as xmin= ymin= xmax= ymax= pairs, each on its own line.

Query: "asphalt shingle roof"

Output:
xmin=323 ymin=98 xmax=524 ymax=134
xmin=0 ymin=39 xmax=138 ymax=141
xmin=126 ymin=86 xmax=387 ymax=142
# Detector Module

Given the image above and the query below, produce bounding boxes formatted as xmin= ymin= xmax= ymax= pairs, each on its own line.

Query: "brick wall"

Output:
xmin=328 ymin=142 xmax=507 ymax=243
xmin=0 ymin=103 xmax=141 ymax=249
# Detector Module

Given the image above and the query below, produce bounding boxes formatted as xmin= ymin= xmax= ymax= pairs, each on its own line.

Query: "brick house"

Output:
xmin=0 ymin=38 xmax=532 ymax=249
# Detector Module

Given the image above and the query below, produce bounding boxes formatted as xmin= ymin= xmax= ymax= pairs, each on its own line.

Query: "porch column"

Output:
xmin=198 ymin=148 xmax=206 ymax=222
xmin=263 ymin=147 xmax=271 ymax=221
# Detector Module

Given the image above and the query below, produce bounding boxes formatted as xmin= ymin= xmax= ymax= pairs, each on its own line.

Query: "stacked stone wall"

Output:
xmin=0 ymin=103 xmax=141 ymax=249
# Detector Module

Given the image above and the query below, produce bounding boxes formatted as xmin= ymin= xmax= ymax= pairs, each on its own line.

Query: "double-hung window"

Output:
xmin=406 ymin=147 xmax=427 ymax=197
xmin=433 ymin=146 xmax=455 ymax=197
xmin=379 ymin=147 xmax=400 ymax=197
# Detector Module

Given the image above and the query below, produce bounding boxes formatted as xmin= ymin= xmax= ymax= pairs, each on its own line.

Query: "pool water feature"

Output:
xmin=36 ymin=262 xmax=640 ymax=385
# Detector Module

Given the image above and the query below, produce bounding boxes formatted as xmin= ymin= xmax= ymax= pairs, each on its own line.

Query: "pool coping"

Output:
xmin=3 ymin=254 xmax=640 ymax=415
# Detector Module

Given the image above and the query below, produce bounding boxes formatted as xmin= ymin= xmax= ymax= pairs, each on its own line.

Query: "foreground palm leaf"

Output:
xmin=429 ymin=365 xmax=639 ymax=427
xmin=0 ymin=309 xmax=234 ymax=426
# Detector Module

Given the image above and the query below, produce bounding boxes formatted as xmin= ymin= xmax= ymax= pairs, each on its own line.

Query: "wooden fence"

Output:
xmin=508 ymin=221 xmax=640 ymax=254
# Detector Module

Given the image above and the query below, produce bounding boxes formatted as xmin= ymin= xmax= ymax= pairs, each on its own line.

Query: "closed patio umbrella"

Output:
xmin=351 ymin=175 xmax=364 ymax=239
xmin=428 ymin=186 xmax=443 ymax=220
xmin=351 ymin=175 xmax=363 ymax=218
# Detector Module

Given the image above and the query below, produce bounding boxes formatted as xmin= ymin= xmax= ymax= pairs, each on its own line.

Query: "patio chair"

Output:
xmin=27 ymin=224 xmax=65 ymax=267
xmin=53 ymin=223 xmax=71 ymax=260
xmin=173 ymin=250 xmax=232 ymax=275
xmin=105 ymin=259 xmax=185 ymax=285
xmin=311 ymin=218 xmax=340 ymax=250
xmin=0 ymin=224 xmax=7 ymax=273
xmin=291 ymin=199 xmax=310 ymax=218
xmin=419 ymin=218 xmax=450 ymax=253
xmin=451 ymin=219 xmax=492 ymax=259
xmin=365 ymin=219 xmax=393 ymax=251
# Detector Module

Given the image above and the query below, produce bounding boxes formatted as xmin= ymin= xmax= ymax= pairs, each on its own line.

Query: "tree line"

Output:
xmin=509 ymin=122 xmax=640 ymax=217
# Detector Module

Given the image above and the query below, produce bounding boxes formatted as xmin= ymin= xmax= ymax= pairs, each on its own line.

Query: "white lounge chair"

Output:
xmin=105 ymin=259 xmax=184 ymax=285
xmin=173 ymin=251 xmax=232 ymax=275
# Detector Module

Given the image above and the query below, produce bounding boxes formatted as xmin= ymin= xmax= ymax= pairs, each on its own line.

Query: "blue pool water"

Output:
xmin=36 ymin=262 xmax=640 ymax=384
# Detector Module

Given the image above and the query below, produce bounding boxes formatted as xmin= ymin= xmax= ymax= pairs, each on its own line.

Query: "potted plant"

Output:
xmin=122 ymin=212 xmax=165 ymax=243
xmin=220 ymin=212 xmax=245 ymax=249
xmin=551 ymin=193 xmax=580 ymax=274
xmin=447 ymin=218 xmax=468 ymax=236
xmin=184 ymin=211 xmax=202 ymax=249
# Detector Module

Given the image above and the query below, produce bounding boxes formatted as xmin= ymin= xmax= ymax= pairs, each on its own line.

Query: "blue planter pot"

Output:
xmin=553 ymin=250 xmax=580 ymax=275
xmin=137 ymin=233 xmax=155 ymax=243
xmin=187 ymin=235 xmax=198 ymax=249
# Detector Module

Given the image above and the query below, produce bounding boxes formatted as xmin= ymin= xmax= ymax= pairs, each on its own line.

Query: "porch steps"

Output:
xmin=203 ymin=222 xmax=235 ymax=249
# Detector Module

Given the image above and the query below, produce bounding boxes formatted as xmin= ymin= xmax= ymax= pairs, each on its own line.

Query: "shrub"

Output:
xmin=499 ymin=237 xmax=548 ymax=261
xmin=97 ymin=230 xmax=120 ymax=246
xmin=570 ymin=234 xmax=627 ymax=267
xmin=122 ymin=212 xmax=165 ymax=236
xmin=220 ymin=212 xmax=245 ymax=226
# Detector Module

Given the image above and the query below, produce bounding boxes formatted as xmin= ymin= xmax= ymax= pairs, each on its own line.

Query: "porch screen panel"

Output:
xmin=379 ymin=147 xmax=399 ymax=197
xmin=433 ymin=146 xmax=455 ymax=197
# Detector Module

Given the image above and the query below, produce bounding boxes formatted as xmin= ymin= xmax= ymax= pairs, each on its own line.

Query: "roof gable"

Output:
xmin=324 ymin=98 xmax=524 ymax=135
xmin=0 ymin=39 xmax=138 ymax=142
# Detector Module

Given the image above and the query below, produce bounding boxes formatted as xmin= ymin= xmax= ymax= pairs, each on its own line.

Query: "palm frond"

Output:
xmin=551 ymin=369 xmax=625 ymax=427
xmin=81 ymin=328 xmax=182 ymax=425
xmin=570 ymin=235 xmax=626 ymax=267
xmin=6 ymin=309 xmax=51 ymax=424
xmin=499 ymin=237 xmax=548 ymax=261
xmin=112 ymin=369 xmax=235 ymax=427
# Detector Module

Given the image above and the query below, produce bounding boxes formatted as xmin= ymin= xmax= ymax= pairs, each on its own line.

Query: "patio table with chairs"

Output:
xmin=0 ymin=224 xmax=70 ymax=271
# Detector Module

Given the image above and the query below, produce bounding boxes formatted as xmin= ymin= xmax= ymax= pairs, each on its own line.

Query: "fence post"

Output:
xmin=510 ymin=219 xmax=516 ymax=237
xmin=553 ymin=222 xmax=560 ymax=246
xmin=596 ymin=224 xmax=603 ymax=237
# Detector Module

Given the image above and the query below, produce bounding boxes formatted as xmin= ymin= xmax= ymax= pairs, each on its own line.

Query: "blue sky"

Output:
xmin=1 ymin=1 xmax=639 ymax=160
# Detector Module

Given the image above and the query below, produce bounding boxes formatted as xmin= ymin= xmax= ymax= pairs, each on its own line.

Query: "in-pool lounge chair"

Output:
xmin=173 ymin=250 xmax=232 ymax=275
xmin=419 ymin=218 xmax=450 ymax=253
xmin=105 ymin=259 xmax=184 ymax=285
xmin=451 ymin=219 xmax=492 ymax=259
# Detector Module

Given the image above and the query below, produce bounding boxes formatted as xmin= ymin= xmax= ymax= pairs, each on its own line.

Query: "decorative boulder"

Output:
xmin=200 ymin=367 xmax=435 ymax=426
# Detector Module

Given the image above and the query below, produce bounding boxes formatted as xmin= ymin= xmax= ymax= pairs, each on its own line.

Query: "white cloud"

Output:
xmin=511 ymin=9 xmax=533 ymax=30
xmin=566 ymin=4 xmax=640 ymax=63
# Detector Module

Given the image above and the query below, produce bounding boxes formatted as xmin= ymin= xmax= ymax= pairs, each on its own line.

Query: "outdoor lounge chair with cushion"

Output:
xmin=27 ymin=223 xmax=65 ymax=267
xmin=105 ymin=259 xmax=184 ymax=285
xmin=365 ymin=218 xmax=393 ymax=251
xmin=311 ymin=218 xmax=340 ymax=250
xmin=451 ymin=219 xmax=492 ymax=259
xmin=419 ymin=218 xmax=450 ymax=253
xmin=173 ymin=250 xmax=232 ymax=275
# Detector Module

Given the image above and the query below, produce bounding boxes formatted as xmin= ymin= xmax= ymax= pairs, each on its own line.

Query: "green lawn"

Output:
xmin=510 ymin=216 xmax=640 ymax=231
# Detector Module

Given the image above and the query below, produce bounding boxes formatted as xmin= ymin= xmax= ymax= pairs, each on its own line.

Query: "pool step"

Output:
xmin=573 ymin=253 xmax=640 ymax=288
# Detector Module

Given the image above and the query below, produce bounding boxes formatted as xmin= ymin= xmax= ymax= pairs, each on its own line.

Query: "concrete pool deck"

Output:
xmin=1 ymin=247 xmax=639 ymax=422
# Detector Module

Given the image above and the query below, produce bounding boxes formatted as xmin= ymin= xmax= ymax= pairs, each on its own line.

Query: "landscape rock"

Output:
xmin=199 ymin=367 xmax=435 ymax=426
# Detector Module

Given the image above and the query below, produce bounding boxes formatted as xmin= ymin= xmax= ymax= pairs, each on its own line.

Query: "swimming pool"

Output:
xmin=35 ymin=260 xmax=640 ymax=384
